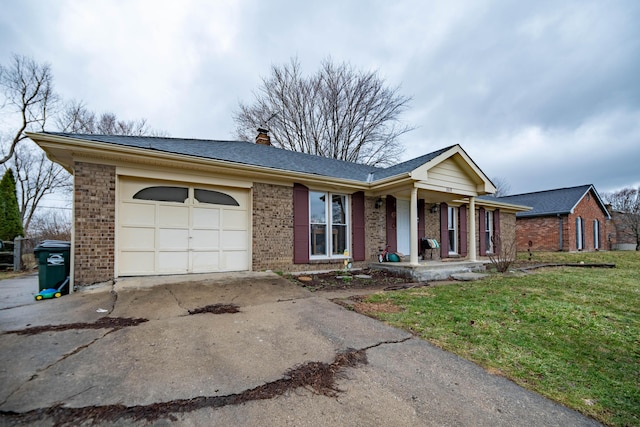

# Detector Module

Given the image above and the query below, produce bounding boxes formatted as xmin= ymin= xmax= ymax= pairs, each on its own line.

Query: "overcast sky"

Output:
xmin=1 ymin=0 xmax=639 ymax=196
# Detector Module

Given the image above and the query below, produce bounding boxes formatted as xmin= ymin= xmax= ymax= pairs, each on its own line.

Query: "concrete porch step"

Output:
xmin=370 ymin=261 xmax=488 ymax=282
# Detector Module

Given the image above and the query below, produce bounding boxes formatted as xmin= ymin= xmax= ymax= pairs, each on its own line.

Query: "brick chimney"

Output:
xmin=255 ymin=128 xmax=271 ymax=146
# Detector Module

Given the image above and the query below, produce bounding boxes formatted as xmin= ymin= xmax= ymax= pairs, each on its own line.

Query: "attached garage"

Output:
xmin=118 ymin=177 xmax=250 ymax=276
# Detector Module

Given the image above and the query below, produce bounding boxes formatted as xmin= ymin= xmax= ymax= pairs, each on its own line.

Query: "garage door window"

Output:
xmin=194 ymin=189 xmax=239 ymax=206
xmin=133 ymin=186 xmax=239 ymax=207
xmin=133 ymin=186 xmax=188 ymax=203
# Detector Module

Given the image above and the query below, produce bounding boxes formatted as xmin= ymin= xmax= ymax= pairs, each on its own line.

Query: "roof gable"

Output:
xmin=493 ymin=184 xmax=610 ymax=218
xmin=409 ymin=145 xmax=496 ymax=195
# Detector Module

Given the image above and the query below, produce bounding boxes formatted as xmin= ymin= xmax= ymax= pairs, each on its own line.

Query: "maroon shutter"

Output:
xmin=293 ymin=184 xmax=309 ymax=264
xmin=460 ymin=205 xmax=468 ymax=256
xmin=440 ymin=203 xmax=448 ymax=258
xmin=418 ymin=199 xmax=425 ymax=240
xmin=493 ymin=209 xmax=501 ymax=253
xmin=351 ymin=191 xmax=365 ymax=261
xmin=479 ymin=207 xmax=486 ymax=255
xmin=386 ymin=196 xmax=397 ymax=252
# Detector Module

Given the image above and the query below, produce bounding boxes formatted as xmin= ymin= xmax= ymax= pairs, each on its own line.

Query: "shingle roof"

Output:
xmin=45 ymin=132 xmax=451 ymax=183
xmin=488 ymin=184 xmax=609 ymax=218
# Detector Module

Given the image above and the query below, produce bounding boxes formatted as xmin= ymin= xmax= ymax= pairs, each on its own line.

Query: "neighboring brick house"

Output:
xmin=493 ymin=185 xmax=611 ymax=252
xmin=608 ymin=210 xmax=639 ymax=250
xmin=28 ymin=131 xmax=527 ymax=287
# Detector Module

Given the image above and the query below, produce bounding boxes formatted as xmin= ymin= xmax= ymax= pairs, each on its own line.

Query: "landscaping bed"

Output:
xmin=291 ymin=268 xmax=418 ymax=292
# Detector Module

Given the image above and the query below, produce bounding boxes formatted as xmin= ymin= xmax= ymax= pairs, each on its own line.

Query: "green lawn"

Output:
xmin=364 ymin=251 xmax=640 ymax=427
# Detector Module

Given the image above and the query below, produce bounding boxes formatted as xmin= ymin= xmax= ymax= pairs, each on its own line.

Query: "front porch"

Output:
xmin=370 ymin=259 xmax=489 ymax=282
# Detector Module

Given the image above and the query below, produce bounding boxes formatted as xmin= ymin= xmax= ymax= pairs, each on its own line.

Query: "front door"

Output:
xmin=396 ymin=199 xmax=411 ymax=255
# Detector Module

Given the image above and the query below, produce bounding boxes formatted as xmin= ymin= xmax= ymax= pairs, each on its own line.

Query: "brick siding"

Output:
xmin=74 ymin=162 xmax=116 ymax=285
xmin=251 ymin=183 xmax=294 ymax=271
xmin=424 ymin=204 xmax=442 ymax=260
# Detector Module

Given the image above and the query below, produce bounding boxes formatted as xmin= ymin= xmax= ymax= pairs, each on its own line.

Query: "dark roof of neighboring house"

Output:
xmin=488 ymin=184 xmax=610 ymax=219
xmin=44 ymin=132 xmax=455 ymax=183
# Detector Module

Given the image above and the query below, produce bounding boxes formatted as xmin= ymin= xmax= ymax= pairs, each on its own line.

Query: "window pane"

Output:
xmin=332 ymin=195 xmax=346 ymax=224
xmin=332 ymin=224 xmax=347 ymax=255
xmin=311 ymin=224 xmax=326 ymax=255
xmin=194 ymin=189 xmax=239 ymax=206
xmin=310 ymin=192 xmax=326 ymax=224
xmin=448 ymin=207 xmax=457 ymax=253
xmin=133 ymin=186 xmax=188 ymax=203
xmin=486 ymin=211 xmax=493 ymax=253
xmin=449 ymin=230 xmax=457 ymax=253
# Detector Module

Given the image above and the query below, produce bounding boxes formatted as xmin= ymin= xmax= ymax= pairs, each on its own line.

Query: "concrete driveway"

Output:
xmin=0 ymin=272 xmax=600 ymax=426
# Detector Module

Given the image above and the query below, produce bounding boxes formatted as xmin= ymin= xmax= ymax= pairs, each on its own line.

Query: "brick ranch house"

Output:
xmin=28 ymin=131 xmax=528 ymax=288
xmin=493 ymin=184 xmax=612 ymax=252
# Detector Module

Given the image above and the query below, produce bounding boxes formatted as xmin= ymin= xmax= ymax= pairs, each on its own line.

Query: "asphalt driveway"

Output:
xmin=0 ymin=272 xmax=600 ymax=426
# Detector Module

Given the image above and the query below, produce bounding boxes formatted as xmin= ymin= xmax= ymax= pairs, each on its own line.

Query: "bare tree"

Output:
xmin=0 ymin=54 xmax=58 ymax=164
xmin=28 ymin=208 xmax=72 ymax=242
xmin=3 ymin=140 xmax=72 ymax=233
xmin=57 ymin=100 xmax=166 ymax=136
xmin=489 ymin=177 xmax=512 ymax=197
xmin=235 ymin=57 xmax=413 ymax=166
xmin=2 ymin=54 xmax=167 ymax=238
xmin=603 ymin=186 xmax=640 ymax=250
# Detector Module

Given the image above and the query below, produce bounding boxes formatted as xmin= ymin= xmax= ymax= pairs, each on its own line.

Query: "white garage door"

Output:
xmin=118 ymin=178 xmax=250 ymax=276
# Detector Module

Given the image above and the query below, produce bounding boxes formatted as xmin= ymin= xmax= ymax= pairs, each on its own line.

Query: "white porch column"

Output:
xmin=468 ymin=196 xmax=477 ymax=262
xmin=410 ymin=187 xmax=419 ymax=265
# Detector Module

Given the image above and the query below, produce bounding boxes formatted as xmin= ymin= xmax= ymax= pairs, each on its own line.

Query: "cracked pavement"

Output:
xmin=0 ymin=272 xmax=600 ymax=426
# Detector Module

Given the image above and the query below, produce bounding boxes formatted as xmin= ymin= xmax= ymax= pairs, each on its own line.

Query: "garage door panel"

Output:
xmin=192 ymin=251 xmax=219 ymax=272
xmin=159 ymin=205 xmax=189 ymax=227
xmin=158 ymin=228 xmax=189 ymax=250
xmin=120 ymin=252 xmax=155 ymax=275
xmin=120 ymin=227 xmax=155 ymax=250
xmin=222 ymin=210 xmax=247 ymax=229
xmin=221 ymin=230 xmax=248 ymax=250
xmin=193 ymin=207 xmax=220 ymax=228
xmin=221 ymin=251 xmax=249 ymax=271
xmin=191 ymin=229 xmax=219 ymax=250
xmin=158 ymin=252 xmax=188 ymax=273
xmin=121 ymin=203 xmax=155 ymax=226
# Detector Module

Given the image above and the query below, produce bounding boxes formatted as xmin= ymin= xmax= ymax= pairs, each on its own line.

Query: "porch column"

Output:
xmin=410 ymin=187 xmax=419 ymax=265
xmin=468 ymin=196 xmax=477 ymax=262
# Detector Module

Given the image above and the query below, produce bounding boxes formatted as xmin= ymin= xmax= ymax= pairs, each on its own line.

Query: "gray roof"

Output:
xmin=487 ymin=184 xmax=610 ymax=218
xmin=45 ymin=132 xmax=453 ymax=183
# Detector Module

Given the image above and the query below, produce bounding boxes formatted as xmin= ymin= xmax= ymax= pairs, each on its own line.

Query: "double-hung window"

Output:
xmin=485 ymin=210 xmax=494 ymax=253
xmin=448 ymin=206 xmax=458 ymax=254
xmin=594 ymin=219 xmax=600 ymax=249
xmin=310 ymin=191 xmax=349 ymax=258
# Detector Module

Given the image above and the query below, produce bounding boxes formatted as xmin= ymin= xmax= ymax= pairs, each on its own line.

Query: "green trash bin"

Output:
xmin=34 ymin=240 xmax=71 ymax=294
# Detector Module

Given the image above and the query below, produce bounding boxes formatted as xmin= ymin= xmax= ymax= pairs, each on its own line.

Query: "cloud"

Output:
xmin=1 ymin=0 xmax=638 ymax=195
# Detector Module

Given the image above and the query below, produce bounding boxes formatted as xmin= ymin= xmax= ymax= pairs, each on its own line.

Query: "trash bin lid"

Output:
xmin=35 ymin=240 xmax=71 ymax=249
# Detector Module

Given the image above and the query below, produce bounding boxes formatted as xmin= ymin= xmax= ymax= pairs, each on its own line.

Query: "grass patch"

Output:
xmin=364 ymin=251 xmax=640 ymax=426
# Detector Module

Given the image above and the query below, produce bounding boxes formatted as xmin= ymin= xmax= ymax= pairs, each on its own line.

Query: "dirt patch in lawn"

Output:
xmin=292 ymin=268 xmax=417 ymax=292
